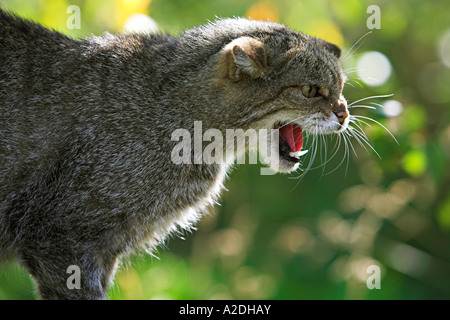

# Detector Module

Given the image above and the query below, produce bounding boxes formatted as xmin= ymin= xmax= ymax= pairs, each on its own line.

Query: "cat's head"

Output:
xmin=213 ymin=19 xmax=349 ymax=173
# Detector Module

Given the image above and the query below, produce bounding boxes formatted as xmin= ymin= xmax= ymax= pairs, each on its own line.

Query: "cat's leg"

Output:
xmin=20 ymin=250 xmax=119 ymax=300
xmin=100 ymin=255 xmax=121 ymax=294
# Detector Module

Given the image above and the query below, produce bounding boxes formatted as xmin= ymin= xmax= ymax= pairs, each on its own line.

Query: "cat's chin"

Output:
xmin=259 ymin=149 xmax=302 ymax=173
xmin=273 ymin=156 xmax=301 ymax=173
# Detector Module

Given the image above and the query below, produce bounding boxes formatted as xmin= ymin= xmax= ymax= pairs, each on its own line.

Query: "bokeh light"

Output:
xmin=357 ymin=51 xmax=392 ymax=86
xmin=246 ymin=1 xmax=279 ymax=22
xmin=307 ymin=20 xmax=344 ymax=48
xmin=123 ymin=13 xmax=158 ymax=34
xmin=438 ymin=29 xmax=450 ymax=68
xmin=383 ymin=99 xmax=403 ymax=117
xmin=114 ymin=0 xmax=152 ymax=29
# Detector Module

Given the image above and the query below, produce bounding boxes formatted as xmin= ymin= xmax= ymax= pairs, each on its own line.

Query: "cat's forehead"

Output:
xmin=264 ymin=30 xmax=343 ymax=70
xmin=284 ymin=42 xmax=344 ymax=81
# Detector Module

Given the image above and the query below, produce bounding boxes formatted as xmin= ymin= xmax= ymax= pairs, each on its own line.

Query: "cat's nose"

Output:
xmin=332 ymin=98 xmax=349 ymax=125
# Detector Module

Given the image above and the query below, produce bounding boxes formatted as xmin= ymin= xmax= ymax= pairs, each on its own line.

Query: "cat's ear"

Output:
xmin=221 ymin=37 xmax=269 ymax=81
xmin=323 ymin=41 xmax=341 ymax=59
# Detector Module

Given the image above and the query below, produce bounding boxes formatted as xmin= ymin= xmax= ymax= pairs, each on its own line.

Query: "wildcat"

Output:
xmin=0 ymin=9 xmax=349 ymax=299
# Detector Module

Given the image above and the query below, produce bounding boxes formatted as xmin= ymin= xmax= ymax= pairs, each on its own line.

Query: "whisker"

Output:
xmin=322 ymin=132 xmax=348 ymax=176
xmin=348 ymin=104 xmax=377 ymax=110
xmin=350 ymin=102 xmax=385 ymax=109
xmin=302 ymin=133 xmax=343 ymax=174
xmin=344 ymin=131 xmax=354 ymax=175
xmin=327 ymin=131 xmax=350 ymax=176
xmin=342 ymin=31 xmax=373 ymax=62
xmin=347 ymin=126 xmax=371 ymax=155
xmin=349 ymin=118 xmax=370 ymax=142
xmin=320 ymin=133 xmax=327 ymax=177
xmin=344 ymin=67 xmax=359 ymax=74
xmin=352 ymin=114 xmax=399 ymax=145
xmin=344 ymin=128 xmax=359 ymax=158
xmin=345 ymin=77 xmax=365 ymax=88
xmin=292 ymin=130 xmax=319 ymax=185
xmin=348 ymin=94 xmax=394 ymax=107
xmin=350 ymin=126 xmax=382 ymax=159
xmin=350 ymin=116 xmax=373 ymax=131
xmin=346 ymin=82 xmax=356 ymax=88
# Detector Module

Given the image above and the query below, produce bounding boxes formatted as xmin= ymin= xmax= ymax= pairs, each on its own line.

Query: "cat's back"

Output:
xmin=0 ymin=9 xmax=82 ymax=116
xmin=0 ymin=9 xmax=78 ymax=52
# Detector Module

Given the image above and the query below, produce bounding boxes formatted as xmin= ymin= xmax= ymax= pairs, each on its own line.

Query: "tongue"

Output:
xmin=279 ymin=124 xmax=303 ymax=152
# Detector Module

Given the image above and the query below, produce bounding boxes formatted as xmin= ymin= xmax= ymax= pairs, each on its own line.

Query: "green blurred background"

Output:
xmin=1 ymin=0 xmax=449 ymax=300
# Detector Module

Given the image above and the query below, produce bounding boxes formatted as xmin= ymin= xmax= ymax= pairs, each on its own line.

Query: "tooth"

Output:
xmin=289 ymin=150 xmax=309 ymax=158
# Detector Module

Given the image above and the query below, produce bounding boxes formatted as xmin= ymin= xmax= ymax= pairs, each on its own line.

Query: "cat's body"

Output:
xmin=0 ymin=9 xmax=348 ymax=299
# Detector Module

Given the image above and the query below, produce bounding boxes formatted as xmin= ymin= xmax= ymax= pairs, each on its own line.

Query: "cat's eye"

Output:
xmin=301 ymin=84 xmax=319 ymax=98
xmin=299 ymin=84 xmax=329 ymax=99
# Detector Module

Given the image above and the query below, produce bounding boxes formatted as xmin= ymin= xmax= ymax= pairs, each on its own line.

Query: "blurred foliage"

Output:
xmin=1 ymin=0 xmax=449 ymax=300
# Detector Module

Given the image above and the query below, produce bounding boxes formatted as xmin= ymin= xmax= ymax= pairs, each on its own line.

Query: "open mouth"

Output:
xmin=275 ymin=122 xmax=309 ymax=163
